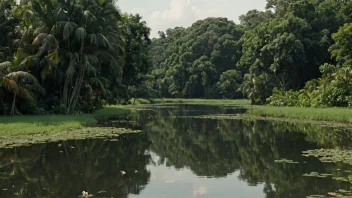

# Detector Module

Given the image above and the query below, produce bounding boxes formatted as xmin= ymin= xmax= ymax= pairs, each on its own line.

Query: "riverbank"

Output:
xmin=2 ymin=99 xmax=352 ymax=137
xmin=247 ymin=106 xmax=352 ymax=123
xmin=151 ymin=98 xmax=251 ymax=105
xmin=0 ymin=106 xmax=131 ymax=136
xmin=133 ymin=98 xmax=251 ymax=106
xmin=148 ymin=98 xmax=352 ymax=124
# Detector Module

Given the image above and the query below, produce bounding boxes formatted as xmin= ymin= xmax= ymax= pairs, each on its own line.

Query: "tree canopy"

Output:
xmin=148 ymin=0 xmax=352 ymax=107
xmin=2 ymin=0 xmax=352 ymax=115
xmin=0 ymin=0 xmax=152 ymax=115
xmin=148 ymin=18 xmax=243 ymax=99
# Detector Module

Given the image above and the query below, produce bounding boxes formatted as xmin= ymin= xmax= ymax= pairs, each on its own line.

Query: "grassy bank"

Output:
xmin=149 ymin=98 xmax=352 ymax=123
xmin=150 ymin=98 xmax=251 ymax=106
xmin=0 ymin=106 xmax=131 ymax=136
xmin=247 ymin=106 xmax=352 ymax=123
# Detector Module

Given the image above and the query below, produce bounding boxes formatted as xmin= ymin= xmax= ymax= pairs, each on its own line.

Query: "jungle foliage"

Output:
xmin=3 ymin=0 xmax=352 ymax=116
xmin=148 ymin=0 xmax=352 ymax=107
xmin=0 ymin=0 xmax=152 ymax=115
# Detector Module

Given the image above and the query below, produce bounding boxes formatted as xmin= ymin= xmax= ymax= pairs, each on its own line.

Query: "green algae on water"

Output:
xmin=303 ymin=149 xmax=352 ymax=165
xmin=274 ymin=158 xmax=299 ymax=164
xmin=307 ymin=195 xmax=326 ymax=198
xmin=302 ymin=172 xmax=332 ymax=178
xmin=0 ymin=127 xmax=141 ymax=148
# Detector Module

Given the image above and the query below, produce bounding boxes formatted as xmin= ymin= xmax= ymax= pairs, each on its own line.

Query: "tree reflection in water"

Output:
xmin=1 ymin=105 xmax=352 ymax=198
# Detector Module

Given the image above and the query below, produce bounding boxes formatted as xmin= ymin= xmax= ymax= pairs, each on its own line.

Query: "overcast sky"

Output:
xmin=118 ymin=0 xmax=267 ymax=37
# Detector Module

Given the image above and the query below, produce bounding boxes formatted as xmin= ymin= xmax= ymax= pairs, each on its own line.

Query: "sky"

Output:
xmin=118 ymin=0 xmax=267 ymax=38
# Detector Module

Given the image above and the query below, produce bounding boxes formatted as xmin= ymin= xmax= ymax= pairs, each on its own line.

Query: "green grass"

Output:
xmin=247 ymin=106 xmax=352 ymax=123
xmin=129 ymin=98 xmax=152 ymax=105
xmin=151 ymin=98 xmax=251 ymax=105
xmin=0 ymin=106 xmax=131 ymax=136
xmin=150 ymin=98 xmax=352 ymax=123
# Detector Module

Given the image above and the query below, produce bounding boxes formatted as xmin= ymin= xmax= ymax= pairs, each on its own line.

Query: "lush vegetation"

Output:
xmin=3 ymin=0 xmax=352 ymax=118
xmin=148 ymin=18 xmax=243 ymax=99
xmin=148 ymin=0 xmax=352 ymax=108
xmin=0 ymin=0 xmax=152 ymax=116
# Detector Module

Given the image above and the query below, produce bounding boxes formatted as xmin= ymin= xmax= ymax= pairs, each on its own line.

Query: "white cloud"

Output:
xmin=119 ymin=0 xmax=268 ymax=38
xmin=129 ymin=7 xmax=148 ymax=15
xmin=147 ymin=0 xmax=250 ymax=37
xmin=149 ymin=0 xmax=201 ymax=36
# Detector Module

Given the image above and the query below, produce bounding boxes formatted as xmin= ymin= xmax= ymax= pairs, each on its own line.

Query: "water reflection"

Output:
xmin=0 ymin=134 xmax=151 ymax=198
xmin=1 ymin=104 xmax=352 ymax=198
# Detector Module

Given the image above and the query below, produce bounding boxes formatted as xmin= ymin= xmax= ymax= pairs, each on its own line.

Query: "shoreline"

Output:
xmin=149 ymin=98 xmax=352 ymax=124
xmin=1 ymin=99 xmax=352 ymax=141
xmin=0 ymin=106 xmax=132 ymax=137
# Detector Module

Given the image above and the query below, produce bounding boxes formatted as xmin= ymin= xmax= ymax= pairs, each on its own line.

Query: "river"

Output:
xmin=1 ymin=104 xmax=352 ymax=198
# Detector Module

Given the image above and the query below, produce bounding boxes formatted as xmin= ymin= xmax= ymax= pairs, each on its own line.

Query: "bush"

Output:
xmin=267 ymin=89 xmax=299 ymax=107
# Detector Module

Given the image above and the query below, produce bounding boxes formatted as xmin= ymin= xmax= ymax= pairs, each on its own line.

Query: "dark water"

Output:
xmin=1 ymin=104 xmax=352 ymax=198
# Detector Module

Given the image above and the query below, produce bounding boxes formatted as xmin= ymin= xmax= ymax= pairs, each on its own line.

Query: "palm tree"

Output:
xmin=26 ymin=0 xmax=125 ymax=114
xmin=0 ymin=65 xmax=43 ymax=115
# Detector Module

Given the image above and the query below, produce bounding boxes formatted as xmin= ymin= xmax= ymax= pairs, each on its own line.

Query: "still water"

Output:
xmin=1 ymin=104 xmax=352 ymax=198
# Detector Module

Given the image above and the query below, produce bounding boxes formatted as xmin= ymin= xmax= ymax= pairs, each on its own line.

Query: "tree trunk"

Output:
xmin=10 ymin=94 xmax=16 ymax=116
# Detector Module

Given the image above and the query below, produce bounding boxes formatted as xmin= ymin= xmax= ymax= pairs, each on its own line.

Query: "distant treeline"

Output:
xmin=148 ymin=0 xmax=352 ymax=108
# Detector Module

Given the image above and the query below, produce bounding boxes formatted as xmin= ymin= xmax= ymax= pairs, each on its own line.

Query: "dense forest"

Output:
xmin=2 ymin=0 xmax=352 ymax=116
xmin=148 ymin=0 xmax=352 ymax=107
xmin=0 ymin=0 xmax=152 ymax=115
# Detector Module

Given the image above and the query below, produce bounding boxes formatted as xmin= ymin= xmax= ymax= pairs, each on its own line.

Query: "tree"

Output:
xmin=121 ymin=14 xmax=153 ymax=102
xmin=149 ymin=18 xmax=243 ymax=98
xmin=329 ymin=23 xmax=352 ymax=66
xmin=217 ymin=69 xmax=242 ymax=99
xmin=20 ymin=0 xmax=125 ymax=114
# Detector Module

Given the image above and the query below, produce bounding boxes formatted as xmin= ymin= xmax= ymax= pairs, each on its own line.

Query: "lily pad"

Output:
xmin=338 ymin=189 xmax=351 ymax=193
xmin=302 ymin=149 xmax=352 ymax=165
xmin=327 ymin=192 xmax=343 ymax=197
xmin=303 ymin=172 xmax=330 ymax=178
xmin=307 ymin=195 xmax=326 ymax=198
xmin=332 ymin=177 xmax=349 ymax=182
xmin=274 ymin=158 xmax=299 ymax=164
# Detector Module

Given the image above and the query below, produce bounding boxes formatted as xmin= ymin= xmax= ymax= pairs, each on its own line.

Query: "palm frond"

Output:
xmin=46 ymin=48 xmax=59 ymax=65
xmin=97 ymin=33 xmax=110 ymax=48
xmin=75 ymin=27 xmax=87 ymax=43
xmin=83 ymin=55 xmax=97 ymax=76
xmin=89 ymin=77 xmax=107 ymax=95
xmin=18 ymin=87 xmax=34 ymax=101
xmin=0 ymin=61 xmax=12 ymax=72
xmin=5 ymin=71 xmax=38 ymax=85
xmin=95 ymin=50 xmax=122 ymax=76
xmin=4 ymin=72 xmax=45 ymax=95
xmin=32 ymin=33 xmax=49 ymax=46
xmin=0 ymin=77 xmax=19 ymax=94
xmin=63 ymin=21 xmax=78 ymax=40
xmin=83 ymin=10 xmax=96 ymax=21
xmin=66 ymin=56 xmax=77 ymax=79
xmin=89 ymin=33 xmax=97 ymax=45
